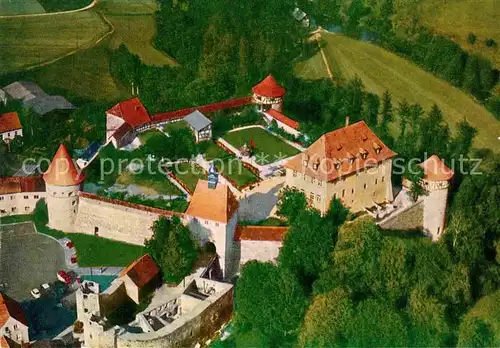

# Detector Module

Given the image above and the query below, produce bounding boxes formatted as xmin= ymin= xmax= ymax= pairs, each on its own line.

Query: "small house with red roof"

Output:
xmin=119 ymin=254 xmax=160 ymax=304
xmin=0 ymin=292 xmax=29 ymax=346
xmin=0 ymin=176 xmax=45 ymax=217
xmin=0 ymin=112 xmax=22 ymax=143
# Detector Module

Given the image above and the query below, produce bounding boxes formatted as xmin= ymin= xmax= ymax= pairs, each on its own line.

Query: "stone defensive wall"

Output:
xmin=74 ymin=192 xmax=184 ymax=246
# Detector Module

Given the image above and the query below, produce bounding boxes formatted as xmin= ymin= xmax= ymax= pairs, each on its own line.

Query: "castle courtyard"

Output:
xmin=0 ymin=222 xmax=65 ymax=301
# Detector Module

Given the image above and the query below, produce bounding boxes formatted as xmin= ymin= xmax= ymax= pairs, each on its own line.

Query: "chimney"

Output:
xmin=345 ymin=116 xmax=350 ymax=128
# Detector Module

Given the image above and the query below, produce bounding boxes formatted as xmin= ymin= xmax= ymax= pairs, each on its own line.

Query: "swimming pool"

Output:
xmin=81 ymin=275 xmax=116 ymax=291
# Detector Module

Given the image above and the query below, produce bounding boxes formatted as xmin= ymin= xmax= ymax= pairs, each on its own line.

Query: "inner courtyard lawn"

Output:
xmin=170 ymin=162 xmax=207 ymax=192
xmin=116 ymin=171 xmax=183 ymax=196
xmin=223 ymin=127 xmax=300 ymax=164
xmin=204 ymin=142 xmax=259 ymax=187
xmin=69 ymin=233 xmax=144 ymax=267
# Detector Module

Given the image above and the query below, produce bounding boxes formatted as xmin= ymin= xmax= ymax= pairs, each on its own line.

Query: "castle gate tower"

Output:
xmin=252 ymin=74 xmax=286 ymax=112
xmin=43 ymin=144 xmax=85 ymax=232
xmin=419 ymin=155 xmax=454 ymax=241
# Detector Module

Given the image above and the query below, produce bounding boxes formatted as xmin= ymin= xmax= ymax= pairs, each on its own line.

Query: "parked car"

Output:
xmin=41 ymin=283 xmax=50 ymax=291
xmin=31 ymin=288 xmax=41 ymax=299
xmin=57 ymin=270 xmax=72 ymax=285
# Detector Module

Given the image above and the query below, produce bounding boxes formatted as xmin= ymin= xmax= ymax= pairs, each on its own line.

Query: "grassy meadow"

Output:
xmin=394 ymin=0 xmax=500 ymax=70
xmin=0 ymin=0 xmax=45 ymax=15
xmin=0 ymin=0 xmax=174 ymax=102
xmin=298 ymin=32 xmax=500 ymax=151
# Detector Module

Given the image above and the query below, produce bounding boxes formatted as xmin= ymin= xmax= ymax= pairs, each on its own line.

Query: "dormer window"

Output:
xmin=360 ymin=148 xmax=368 ymax=159
xmin=373 ymin=142 xmax=381 ymax=154
xmin=302 ymin=154 xmax=310 ymax=167
xmin=347 ymin=152 xmax=355 ymax=164
xmin=362 ymin=134 xmax=368 ymax=141
xmin=335 ymin=163 xmax=341 ymax=170
xmin=312 ymin=158 xmax=320 ymax=170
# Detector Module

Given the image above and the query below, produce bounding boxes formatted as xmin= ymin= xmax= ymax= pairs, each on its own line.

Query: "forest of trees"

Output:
xmin=232 ymin=157 xmax=500 ymax=347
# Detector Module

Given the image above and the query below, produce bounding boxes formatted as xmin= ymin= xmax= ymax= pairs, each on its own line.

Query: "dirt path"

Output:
xmin=0 ymin=0 xmax=98 ymax=19
xmin=310 ymin=28 xmax=335 ymax=84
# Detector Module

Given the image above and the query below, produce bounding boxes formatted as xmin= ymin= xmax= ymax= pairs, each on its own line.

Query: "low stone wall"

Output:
xmin=239 ymin=240 xmax=282 ymax=264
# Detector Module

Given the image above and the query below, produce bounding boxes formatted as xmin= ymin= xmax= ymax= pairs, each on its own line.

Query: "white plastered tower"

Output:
xmin=419 ymin=155 xmax=454 ymax=241
xmin=43 ymin=144 xmax=85 ymax=232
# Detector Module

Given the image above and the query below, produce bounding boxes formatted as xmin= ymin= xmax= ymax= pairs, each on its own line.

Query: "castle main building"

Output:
xmin=284 ymin=120 xmax=396 ymax=214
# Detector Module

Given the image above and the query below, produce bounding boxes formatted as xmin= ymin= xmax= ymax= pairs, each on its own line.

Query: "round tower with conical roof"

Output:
xmin=419 ymin=155 xmax=454 ymax=241
xmin=252 ymin=74 xmax=286 ymax=112
xmin=43 ymin=144 xmax=85 ymax=232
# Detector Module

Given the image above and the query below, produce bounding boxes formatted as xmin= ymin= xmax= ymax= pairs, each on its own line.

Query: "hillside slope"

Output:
xmin=297 ymin=32 xmax=500 ymax=151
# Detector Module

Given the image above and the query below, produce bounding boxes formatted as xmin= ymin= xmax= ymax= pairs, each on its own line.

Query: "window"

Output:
xmin=215 ymin=222 xmax=219 ymax=227
xmin=382 ymin=176 xmax=385 ymax=182
xmin=309 ymin=192 xmax=314 ymax=202
xmin=375 ymin=179 xmax=378 ymax=185
xmin=363 ymin=183 xmax=367 ymax=189
xmin=11 ymin=207 xmax=16 ymax=213
xmin=10 ymin=196 xmax=14 ymax=200
xmin=13 ymin=325 xmax=17 ymax=330
xmin=205 ymin=220 xmax=209 ymax=225
xmin=94 ymin=227 xmax=99 ymax=236
xmin=316 ymin=194 xmax=321 ymax=202
xmin=25 ymin=206 xmax=30 ymax=212
xmin=84 ymin=308 xmax=88 ymax=313
xmin=0 ymin=196 xmax=3 ymax=201
xmin=437 ymin=227 xmax=441 ymax=235
xmin=83 ymin=294 xmax=88 ymax=299
xmin=342 ymin=189 xmax=345 ymax=197
xmin=292 ymin=170 xmax=297 ymax=177
xmin=311 ymin=177 xmax=315 ymax=184
xmin=34 ymin=195 xmax=39 ymax=199
xmin=72 ymin=200 xmax=76 ymax=206
xmin=351 ymin=188 xmax=355 ymax=194
xmin=318 ymin=180 xmax=322 ymax=186
xmin=0 ymin=210 xmax=6 ymax=214
xmin=333 ymin=193 xmax=337 ymax=200
xmin=24 ymin=195 xmax=28 ymax=199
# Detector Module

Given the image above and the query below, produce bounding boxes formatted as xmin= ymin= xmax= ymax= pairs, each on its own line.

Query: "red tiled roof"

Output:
xmin=0 ymin=292 xmax=27 ymax=328
xmin=120 ymin=254 xmax=160 ymax=288
xmin=234 ymin=225 xmax=288 ymax=241
xmin=419 ymin=155 xmax=454 ymax=181
xmin=0 ymin=176 xmax=45 ymax=195
xmin=186 ymin=180 xmax=239 ymax=223
xmin=106 ymin=98 xmax=151 ymax=128
xmin=43 ymin=144 xmax=85 ymax=186
xmin=265 ymin=109 xmax=299 ymax=130
xmin=284 ymin=121 xmax=397 ymax=182
xmin=0 ymin=112 xmax=21 ymax=134
xmin=78 ymin=192 xmax=184 ymax=218
xmin=252 ymin=75 xmax=286 ymax=98
xmin=151 ymin=96 xmax=252 ymax=123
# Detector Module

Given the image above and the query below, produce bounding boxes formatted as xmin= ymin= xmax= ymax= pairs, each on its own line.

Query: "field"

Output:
xmin=299 ymin=32 xmax=500 ymax=151
xmin=393 ymin=0 xmax=500 ymax=69
xmin=205 ymin=143 xmax=259 ymax=187
xmin=223 ymin=127 xmax=300 ymax=164
xmin=0 ymin=11 xmax=109 ymax=75
xmin=0 ymin=0 xmax=173 ymax=102
xmin=170 ymin=162 xmax=207 ymax=192
xmin=0 ymin=0 xmax=45 ymax=15
xmin=37 ymin=0 xmax=92 ymax=12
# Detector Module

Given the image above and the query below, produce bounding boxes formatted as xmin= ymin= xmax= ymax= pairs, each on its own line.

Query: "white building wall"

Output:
xmin=46 ymin=184 xmax=80 ymax=232
xmin=106 ymin=114 xmax=125 ymax=144
xmin=1 ymin=128 xmax=22 ymax=142
xmin=0 ymin=317 xmax=29 ymax=345
xmin=0 ymin=192 xmax=45 ymax=217
xmin=239 ymin=240 xmax=282 ymax=265
xmin=423 ymin=180 xmax=450 ymax=241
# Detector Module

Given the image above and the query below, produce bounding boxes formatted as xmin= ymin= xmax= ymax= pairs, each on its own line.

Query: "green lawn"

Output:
xmin=138 ymin=128 xmax=163 ymax=144
xmin=170 ymin=162 xmax=207 ymax=192
xmin=0 ymin=215 xmax=33 ymax=225
xmin=205 ymin=143 xmax=259 ymax=187
xmin=223 ymin=127 xmax=300 ymax=164
xmin=117 ymin=171 xmax=183 ymax=196
xmin=69 ymin=233 xmax=144 ymax=267
xmin=0 ymin=0 xmax=45 ymax=15
xmin=162 ymin=120 xmax=190 ymax=133
xmin=299 ymin=32 xmax=500 ymax=151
